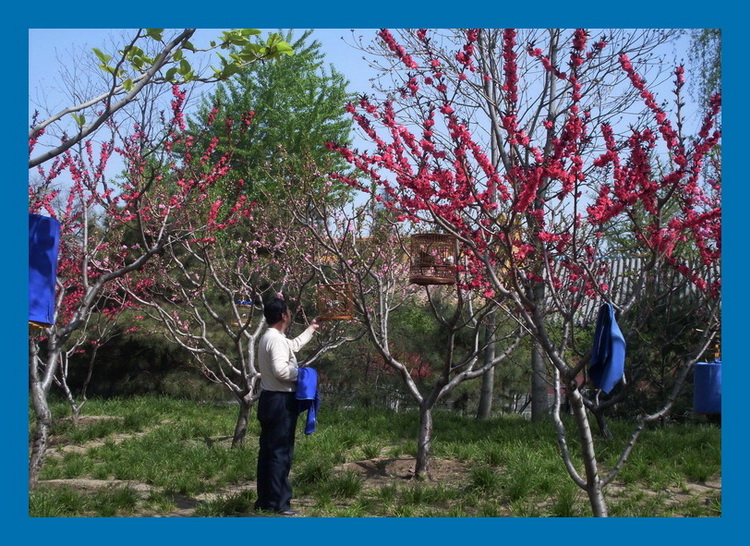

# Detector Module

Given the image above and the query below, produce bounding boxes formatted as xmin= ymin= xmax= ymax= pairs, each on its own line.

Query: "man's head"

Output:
xmin=263 ymin=297 xmax=288 ymax=326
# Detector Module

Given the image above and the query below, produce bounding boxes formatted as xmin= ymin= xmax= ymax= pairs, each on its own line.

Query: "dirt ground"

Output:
xmin=37 ymin=417 xmax=721 ymax=517
xmin=41 ymin=448 xmax=477 ymax=516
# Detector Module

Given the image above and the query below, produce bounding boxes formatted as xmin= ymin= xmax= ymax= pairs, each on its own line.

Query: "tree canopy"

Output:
xmin=189 ymin=30 xmax=354 ymax=201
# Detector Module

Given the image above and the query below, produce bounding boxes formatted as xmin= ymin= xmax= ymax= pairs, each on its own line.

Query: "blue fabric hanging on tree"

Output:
xmin=29 ymin=213 xmax=61 ymax=327
xmin=589 ymin=302 xmax=626 ymax=394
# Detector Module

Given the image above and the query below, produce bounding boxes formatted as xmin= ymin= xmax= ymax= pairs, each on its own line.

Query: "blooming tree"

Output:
xmin=344 ymin=27 xmax=689 ymax=420
xmin=119 ymin=172 xmax=357 ymax=446
xmin=326 ymin=28 xmax=721 ymax=516
xmin=28 ymin=28 xmax=295 ymax=487
xmin=282 ymin=172 xmax=526 ymax=477
xmin=27 ymin=85 xmax=265 ymax=486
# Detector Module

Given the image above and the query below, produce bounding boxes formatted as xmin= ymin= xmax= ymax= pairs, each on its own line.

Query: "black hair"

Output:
xmin=263 ymin=297 xmax=288 ymax=325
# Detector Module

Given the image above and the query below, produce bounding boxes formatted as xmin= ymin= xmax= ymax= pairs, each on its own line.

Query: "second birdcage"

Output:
xmin=408 ymin=233 xmax=457 ymax=286
xmin=316 ymin=283 xmax=355 ymax=320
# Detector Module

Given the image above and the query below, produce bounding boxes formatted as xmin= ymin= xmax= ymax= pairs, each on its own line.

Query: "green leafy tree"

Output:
xmin=190 ymin=30 xmax=354 ymax=201
xmin=688 ymin=29 xmax=721 ymax=106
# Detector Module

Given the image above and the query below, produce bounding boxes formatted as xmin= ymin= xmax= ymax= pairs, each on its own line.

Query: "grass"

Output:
xmin=30 ymin=395 xmax=721 ymax=517
xmin=29 ymin=484 xmax=142 ymax=517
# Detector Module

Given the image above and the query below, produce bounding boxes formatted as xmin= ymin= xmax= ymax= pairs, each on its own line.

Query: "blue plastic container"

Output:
xmin=693 ymin=360 xmax=721 ymax=414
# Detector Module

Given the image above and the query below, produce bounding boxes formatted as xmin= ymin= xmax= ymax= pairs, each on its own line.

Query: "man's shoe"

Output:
xmin=276 ymin=509 xmax=300 ymax=516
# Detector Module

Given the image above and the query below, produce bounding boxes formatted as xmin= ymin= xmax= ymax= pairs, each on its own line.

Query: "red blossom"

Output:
xmin=325 ymin=28 xmax=721 ymax=302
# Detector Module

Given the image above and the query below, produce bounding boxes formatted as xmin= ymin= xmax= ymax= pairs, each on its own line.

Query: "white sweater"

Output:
xmin=257 ymin=326 xmax=315 ymax=392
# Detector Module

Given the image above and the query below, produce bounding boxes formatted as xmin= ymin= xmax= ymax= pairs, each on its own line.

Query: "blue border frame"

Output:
xmin=6 ymin=3 xmax=742 ymax=542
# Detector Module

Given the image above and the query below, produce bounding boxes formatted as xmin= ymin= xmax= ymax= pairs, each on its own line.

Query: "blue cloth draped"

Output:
xmin=693 ymin=360 xmax=721 ymax=414
xmin=589 ymin=303 xmax=626 ymax=394
xmin=296 ymin=367 xmax=321 ymax=434
xmin=29 ymin=213 xmax=61 ymax=326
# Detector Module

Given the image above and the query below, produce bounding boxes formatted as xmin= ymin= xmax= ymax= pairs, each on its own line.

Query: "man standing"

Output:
xmin=254 ymin=296 xmax=320 ymax=516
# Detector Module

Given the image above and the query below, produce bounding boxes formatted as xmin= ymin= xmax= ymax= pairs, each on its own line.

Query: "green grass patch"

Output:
xmin=31 ymin=395 xmax=721 ymax=517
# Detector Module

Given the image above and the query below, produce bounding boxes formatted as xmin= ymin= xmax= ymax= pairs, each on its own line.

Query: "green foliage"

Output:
xmin=96 ymin=29 xmax=293 ymax=87
xmin=390 ymin=299 xmax=446 ymax=370
xmin=399 ymin=482 xmax=453 ymax=506
xmin=189 ymin=29 xmax=353 ymax=201
xmin=611 ymin=422 xmax=721 ymax=486
xmin=294 ymin=458 xmax=335 ymax=490
xmin=313 ymin=297 xmax=532 ymax=415
xmin=53 ymin=417 xmax=126 ymax=445
xmin=29 ymin=486 xmax=86 ymax=517
xmin=549 ymin=482 xmax=585 ymax=517
xmin=62 ymin=326 xmax=228 ymax=401
xmin=688 ymin=29 xmax=721 ymax=106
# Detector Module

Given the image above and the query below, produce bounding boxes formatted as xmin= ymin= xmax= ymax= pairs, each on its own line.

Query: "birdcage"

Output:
xmin=316 ymin=283 xmax=354 ymax=320
xmin=409 ymin=233 xmax=457 ymax=285
xmin=231 ymin=299 xmax=253 ymax=327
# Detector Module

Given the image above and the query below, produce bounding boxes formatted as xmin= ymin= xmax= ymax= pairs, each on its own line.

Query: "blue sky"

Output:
xmin=27 ymin=27 xmax=702 ymax=194
xmin=10 ymin=10 xmax=747 ymax=544
xmin=28 ymin=28 xmax=383 ymax=185
xmin=28 ymin=28 xmax=380 ymax=120
xmin=28 ymin=27 xmax=698 ymax=131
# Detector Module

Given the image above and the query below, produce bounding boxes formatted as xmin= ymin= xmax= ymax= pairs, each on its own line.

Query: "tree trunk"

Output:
xmin=57 ymin=354 xmax=83 ymax=425
xmin=414 ymin=404 xmax=433 ymax=479
xmin=29 ymin=340 xmax=55 ymax=488
xmin=476 ymin=316 xmax=496 ymax=419
xmin=531 ymin=343 xmax=549 ymax=421
xmin=59 ymin=378 xmax=82 ymax=425
xmin=526 ymin=278 xmax=549 ymax=422
xmin=29 ymin=384 xmax=51 ymax=489
xmin=477 ymin=367 xmax=495 ymax=419
xmin=231 ymin=395 xmax=254 ymax=447
xmin=568 ymin=385 xmax=609 ymax=517
xmin=592 ymin=407 xmax=613 ymax=440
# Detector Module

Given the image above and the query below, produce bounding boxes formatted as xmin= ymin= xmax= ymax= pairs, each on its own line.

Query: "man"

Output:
xmin=254 ymin=296 xmax=320 ymax=516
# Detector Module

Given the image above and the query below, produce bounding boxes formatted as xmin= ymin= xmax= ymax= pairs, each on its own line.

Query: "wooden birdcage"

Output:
xmin=409 ymin=233 xmax=457 ymax=286
xmin=317 ymin=283 xmax=354 ymax=320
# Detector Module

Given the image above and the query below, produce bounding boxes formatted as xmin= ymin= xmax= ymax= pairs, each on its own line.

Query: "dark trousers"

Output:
xmin=255 ymin=390 xmax=298 ymax=512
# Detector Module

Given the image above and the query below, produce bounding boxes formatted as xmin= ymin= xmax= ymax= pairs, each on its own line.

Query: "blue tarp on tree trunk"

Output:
xmin=29 ymin=213 xmax=60 ymax=326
